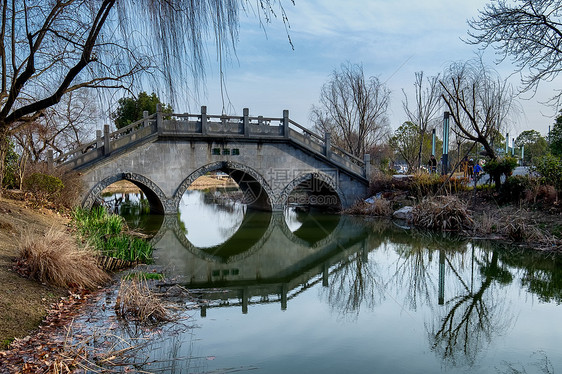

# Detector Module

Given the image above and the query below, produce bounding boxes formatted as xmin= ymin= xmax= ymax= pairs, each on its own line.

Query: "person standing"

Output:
xmin=428 ymin=154 xmax=437 ymax=174
xmin=461 ymin=156 xmax=469 ymax=178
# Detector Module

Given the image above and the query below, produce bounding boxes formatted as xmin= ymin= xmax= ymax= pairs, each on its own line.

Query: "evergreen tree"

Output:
xmin=111 ymin=92 xmax=173 ymax=129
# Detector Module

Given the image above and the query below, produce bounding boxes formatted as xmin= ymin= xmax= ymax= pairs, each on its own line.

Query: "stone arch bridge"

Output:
xmin=54 ymin=106 xmax=371 ymax=213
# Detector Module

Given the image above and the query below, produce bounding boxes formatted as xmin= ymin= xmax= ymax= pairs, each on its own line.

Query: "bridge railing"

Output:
xmin=55 ymin=105 xmax=369 ymax=179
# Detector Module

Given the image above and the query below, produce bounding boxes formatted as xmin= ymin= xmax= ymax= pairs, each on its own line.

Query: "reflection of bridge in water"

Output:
xmin=151 ymin=213 xmax=369 ymax=315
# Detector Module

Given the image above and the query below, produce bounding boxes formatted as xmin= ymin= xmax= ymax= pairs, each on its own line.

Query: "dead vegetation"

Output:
xmin=115 ymin=279 xmax=172 ymax=324
xmin=411 ymin=195 xmax=474 ymax=231
xmin=17 ymin=227 xmax=110 ymax=289
xmin=345 ymin=198 xmax=393 ymax=216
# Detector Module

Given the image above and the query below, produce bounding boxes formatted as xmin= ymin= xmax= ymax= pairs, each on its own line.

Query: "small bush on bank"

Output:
xmin=532 ymin=154 xmax=562 ymax=198
xmin=369 ymin=173 xmax=402 ymax=195
xmin=411 ymin=195 xmax=474 ymax=231
xmin=18 ymin=227 xmax=110 ymax=289
xmin=483 ymin=157 xmax=518 ymax=190
xmin=498 ymin=175 xmax=536 ymax=204
xmin=345 ymin=199 xmax=392 ymax=216
xmin=23 ymin=173 xmax=64 ymax=202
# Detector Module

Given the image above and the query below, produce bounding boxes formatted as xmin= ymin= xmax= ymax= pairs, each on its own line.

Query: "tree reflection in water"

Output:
xmin=428 ymin=247 xmax=515 ymax=367
xmin=388 ymin=231 xmax=468 ymax=312
xmin=321 ymin=243 xmax=386 ymax=320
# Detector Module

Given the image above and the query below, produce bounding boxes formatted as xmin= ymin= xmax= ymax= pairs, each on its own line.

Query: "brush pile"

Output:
xmin=115 ymin=279 xmax=172 ymax=324
xmin=411 ymin=195 xmax=474 ymax=231
xmin=345 ymin=198 xmax=392 ymax=216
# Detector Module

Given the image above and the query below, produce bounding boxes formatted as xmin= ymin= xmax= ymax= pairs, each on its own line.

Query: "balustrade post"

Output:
xmin=143 ymin=110 xmax=149 ymax=131
xmin=283 ymin=109 xmax=289 ymax=138
xmin=243 ymin=108 xmax=250 ymax=137
xmin=96 ymin=129 xmax=102 ymax=149
xmin=103 ymin=124 xmax=110 ymax=156
xmin=364 ymin=153 xmax=371 ymax=180
xmin=201 ymin=105 xmax=208 ymax=135
xmin=324 ymin=132 xmax=331 ymax=159
xmin=156 ymin=104 xmax=162 ymax=135
xmin=47 ymin=149 xmax=53 ymax=170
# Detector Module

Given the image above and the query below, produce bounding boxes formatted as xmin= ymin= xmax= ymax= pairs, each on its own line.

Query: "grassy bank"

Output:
xmin=0 ymin=198 xmax=155 ymax=349
xmin=0 ymin=197 xmax=67 ymax=348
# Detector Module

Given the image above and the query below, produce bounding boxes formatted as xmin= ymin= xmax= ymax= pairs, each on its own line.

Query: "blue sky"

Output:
xmin=184 ymin=0 xmax=560 ymax=139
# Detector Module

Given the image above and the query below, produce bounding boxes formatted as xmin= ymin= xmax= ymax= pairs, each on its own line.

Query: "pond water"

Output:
xmin=101 ymin=189 xmax=562 ymax=373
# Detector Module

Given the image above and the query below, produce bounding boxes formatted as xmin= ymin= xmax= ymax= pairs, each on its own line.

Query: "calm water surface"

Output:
xmin=103 ymin=189 xmax=562 ymax=373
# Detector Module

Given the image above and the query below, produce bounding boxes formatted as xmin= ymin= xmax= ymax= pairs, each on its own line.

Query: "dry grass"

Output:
xmin=115 ymin=279 xmax=172 ymax=324
xmin=345 ymin=198 xmax=393 ymax=216
xmin=18 ymin=227 xmax=110 ymax=289
xmin=412 ymin=195 xmax=474 ymax=231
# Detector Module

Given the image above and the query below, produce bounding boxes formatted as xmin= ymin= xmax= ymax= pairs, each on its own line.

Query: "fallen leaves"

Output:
xmin=0 ymin=288 xmax=94 ymax=374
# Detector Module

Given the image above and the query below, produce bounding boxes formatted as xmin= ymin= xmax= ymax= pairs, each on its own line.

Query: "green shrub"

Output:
xmin=23 ymin=172 xmax=64 ymax=201
xmin=532 ymin=154 xmax=562 ymax=192
xmin=499 ymin=175 xmax=535 ymax=203
xmin=483 ymin=157 xmax=518 ymax=190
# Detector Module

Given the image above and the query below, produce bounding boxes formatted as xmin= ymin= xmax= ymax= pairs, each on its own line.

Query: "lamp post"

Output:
xmin=457 ymin=140 xmax=461 ymax=169
xmin=442 ymin=112 xmax=450 ymax=175
xmin=432 ymin=128 xmax=436 ymax=157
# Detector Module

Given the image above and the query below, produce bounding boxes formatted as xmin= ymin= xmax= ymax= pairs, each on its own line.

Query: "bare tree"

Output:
xmin=13 ymin=90 xmax=98 ymax=162
xmin=402 ymin=72 xmax=442 ymax=169
xmin=311 ymin=62 xmax=391 ymax=158
xmin=0 ymin=0 xmax=292 ymax=187
xmin=440 ymin=60 xmax=518 ymax=160
xmin=468 ymin=0 xmax=562 ymax=103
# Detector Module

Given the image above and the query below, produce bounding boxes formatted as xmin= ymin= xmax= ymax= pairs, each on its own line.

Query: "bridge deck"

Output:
xmin=55 ymin=106 xmax=370 ymax=181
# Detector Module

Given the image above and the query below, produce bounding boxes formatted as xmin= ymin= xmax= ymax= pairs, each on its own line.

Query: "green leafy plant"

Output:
xmin=498 ymin=175 xmax=535 ymax=204
xmin=532 ymin=154 xmax=562 ymax=194
xmin=71 ymin=207 xmax=153 ymax=263
xmin=483 ymin=157 xmax=518 ymax=190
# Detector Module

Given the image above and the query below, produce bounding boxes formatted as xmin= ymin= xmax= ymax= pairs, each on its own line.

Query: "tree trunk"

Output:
xmin=0 ymin=128 xmax=9 ymax=191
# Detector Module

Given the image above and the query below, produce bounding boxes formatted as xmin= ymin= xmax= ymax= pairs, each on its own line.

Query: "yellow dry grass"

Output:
xmin=18 ymin=227 xmax=110 ymax=289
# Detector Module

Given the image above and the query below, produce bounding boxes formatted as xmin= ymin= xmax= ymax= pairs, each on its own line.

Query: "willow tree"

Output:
xmin=0 ymin=0 xmax=292 ymax=188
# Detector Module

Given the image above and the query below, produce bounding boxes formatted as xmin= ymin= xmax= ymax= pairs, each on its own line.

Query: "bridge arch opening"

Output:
xmin=174 ymin=161 xmax=274 ymax=212
xmin=84 ymin=173 xmax=166 ymax=216
xmin=280 ymin=172 xmax=343 ymax=212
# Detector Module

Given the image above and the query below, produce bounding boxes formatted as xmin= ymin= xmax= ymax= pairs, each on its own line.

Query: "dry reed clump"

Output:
xmin=345 ymin=199 xmax=392 ymax=216
xmin=115 ymin=279 xmax=172 ymax=324
xmin=411 ymin=195 xmax=474 ymax=231
xmin=497 ymin=210 xmax=556 ymax=245
xmin=18 ymin=227 xmax=110 ymax=289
